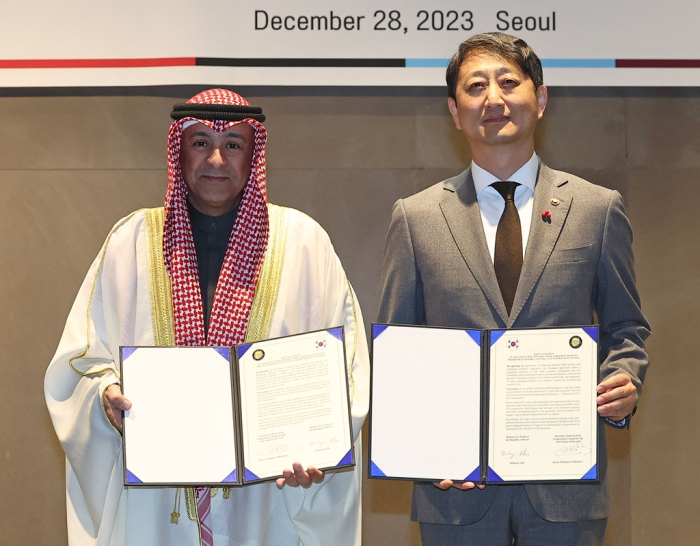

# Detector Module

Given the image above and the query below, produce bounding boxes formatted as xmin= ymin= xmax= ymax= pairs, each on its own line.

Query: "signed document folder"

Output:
xmin=120 ymin=327 xmax=354 ymax=487
xmin=369 ymin=324 xmax=599 ymax=484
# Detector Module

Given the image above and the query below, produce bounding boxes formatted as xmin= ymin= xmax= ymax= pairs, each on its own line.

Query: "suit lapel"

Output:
xmin=509 ymin=164 xmax=572 ymax=325
xmin=439 ymin=169 xmax=509 ymax=324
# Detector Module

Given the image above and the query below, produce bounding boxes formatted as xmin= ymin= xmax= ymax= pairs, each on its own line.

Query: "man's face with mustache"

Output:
xmin=179 ymin=121 xmax=256 ymax=216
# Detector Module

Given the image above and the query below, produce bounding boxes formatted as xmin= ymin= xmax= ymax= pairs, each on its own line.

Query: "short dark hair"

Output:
xmin=446 ymin=32 xmax=543 ymax=100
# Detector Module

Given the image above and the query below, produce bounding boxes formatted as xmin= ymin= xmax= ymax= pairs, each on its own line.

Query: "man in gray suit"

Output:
xmin=377 ymin=32 xmax=650 ymax=545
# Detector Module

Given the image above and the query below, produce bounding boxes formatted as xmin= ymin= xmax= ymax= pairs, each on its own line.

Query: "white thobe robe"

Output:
xmin=45 ymin=206 xmax=370 ymax=546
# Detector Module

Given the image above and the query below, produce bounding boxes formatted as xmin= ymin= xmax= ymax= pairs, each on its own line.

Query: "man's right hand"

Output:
xmin=103 ymin=384 xmax=132 ymax=432
xmin=433 ymin=480 xmax=486 ymax=491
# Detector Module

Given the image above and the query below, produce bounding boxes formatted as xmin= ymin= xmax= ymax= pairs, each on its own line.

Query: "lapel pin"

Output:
xmin=550 ymin=197 xmax=560 ymax=206
xmin=542 ymin=210 xmax=552 ymax=224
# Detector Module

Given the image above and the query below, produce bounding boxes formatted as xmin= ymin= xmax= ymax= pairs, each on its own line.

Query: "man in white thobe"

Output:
xmin=45 ymin=88 xmax=369 ymax=546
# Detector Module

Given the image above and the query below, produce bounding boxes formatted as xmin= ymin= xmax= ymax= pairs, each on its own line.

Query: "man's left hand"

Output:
xmin=276 ymin=463 xmax=325 ymax=488
xmin=597 ymin=373 xmax=636 ymax=422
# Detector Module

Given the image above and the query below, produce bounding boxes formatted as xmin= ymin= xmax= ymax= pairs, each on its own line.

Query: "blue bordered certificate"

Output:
xmin=120 ymin=346 xmax=238 ymax=486
xmin=120 ymin=327 xmax=354 ymax=487
xmin=486 ymin=327 xmax=598 ymax=483
xmin=236 ymin=328 xmax=354 ymax=482
xmin=369 ymin=324 xmax=599 ymax=485
xmin=369 ymin=324 xmax=482 ymax=482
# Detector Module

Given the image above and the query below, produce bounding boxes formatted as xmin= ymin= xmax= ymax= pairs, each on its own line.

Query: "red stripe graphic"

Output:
xmin=0 ymin=58 xmax=196 ymax=68
xmin=616 ymin=59 xmax=700 ymax=68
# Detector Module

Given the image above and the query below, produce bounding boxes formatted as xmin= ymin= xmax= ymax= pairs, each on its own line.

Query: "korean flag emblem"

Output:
xmin=315 ymin=339 xmax=327 ymax=350
xmin=507 ymin=339 xmax=519 ymax=350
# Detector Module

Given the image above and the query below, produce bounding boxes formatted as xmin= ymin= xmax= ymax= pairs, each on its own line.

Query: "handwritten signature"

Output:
xmin=554 ymin=442 xmax=591 ymax=456
xmin=501 ymin=449 xmax=530 ymax=460
xmin=256 ymin=443 xmax=304 ymax=456
xmin=310 ymin=436 xmax=340 ymax=450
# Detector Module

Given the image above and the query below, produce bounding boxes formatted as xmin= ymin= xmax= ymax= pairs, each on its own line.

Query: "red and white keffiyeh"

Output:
xmin=163 ymin=88 xmax=269 ymax=348
xmin=164 ymin=89 xmax=269 ymax=544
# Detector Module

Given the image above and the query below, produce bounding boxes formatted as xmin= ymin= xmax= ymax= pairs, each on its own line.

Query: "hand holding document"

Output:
xmin=369 ymin=324 xmax=599 ymax=485
xmin=119 ymin=328 xmax=354 ymax=487
xmin=596 ymin=373 xmax=636 ymax=421
xmin=103 ymin=384 xmax=131 ymax=432
xmin=276 ymin=463 xmax=325 ymax=489
xmin=433 ymin=479 xmax=486 ymax=491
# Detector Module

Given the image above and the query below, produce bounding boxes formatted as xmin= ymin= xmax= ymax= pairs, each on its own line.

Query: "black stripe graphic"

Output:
xmin=196 ymin=58 xmax=405 ymax=68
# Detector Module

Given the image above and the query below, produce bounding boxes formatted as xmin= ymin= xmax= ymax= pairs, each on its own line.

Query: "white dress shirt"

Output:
xmin=471 ymin=152 xmax=539 ymax=262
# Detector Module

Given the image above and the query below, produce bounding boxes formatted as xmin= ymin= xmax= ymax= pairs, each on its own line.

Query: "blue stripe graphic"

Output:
xmin=406 ymin=59 xmax=615 ymax=69
xmin=541 ymin=59 xmax=615 ymax=68
xmin=406 ymin=58 xmax=449 ymax=68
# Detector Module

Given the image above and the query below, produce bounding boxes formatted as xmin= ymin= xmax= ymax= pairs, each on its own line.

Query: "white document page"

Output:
xmin=237 ymin=329 xmax=352 ymax=480
xmin=121 ymin=346 xmax=237 ymax=485
xmin=370 ymin=325 xmax=481 ymax=481
xmin=488 ymin=328 xmax=598 ymax=482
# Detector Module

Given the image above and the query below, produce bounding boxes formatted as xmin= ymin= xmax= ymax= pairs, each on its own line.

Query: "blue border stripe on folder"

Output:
xmin=122 ymin=347 xmax=137 ymax=360
xmin=464 ymin=466 xmax=480 ymax=482
xmin=581 ymin=464 xmax=597 ymax=480
xmin=244 ymin=468 xmax=260 ymax=481
xmin=125 ymin=469 xmax=143 ymax=484
xmin=222 ymin=469 xmax=238 ymax=483
xmin=214 ymin=347 xmax=230 ymax=360
xmin=369 ymin=461 xmax=386 ymax=477
xmin=583 ymin=327 xmax=598 ymax=343
xmin=373 ymin=324 xmax=389 ymax=339
xmin=337 ymin=449 xmax=353 ymax=466
xmin=238 ymin=343 xmax=253 ymax=359
xmin=465 ymin=330 xmax=481 ymax=346
xmin=487 ymin=467 xmax=504 ymax=482
xmin=327 ymin=327 xmax=343 ymax=341
xmin=490 ymin=330 xmax=507 ymax=346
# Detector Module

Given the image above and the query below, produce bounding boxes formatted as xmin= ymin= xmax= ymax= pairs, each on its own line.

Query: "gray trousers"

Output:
xmin=419 ymin=486 xmax=606 ymax=546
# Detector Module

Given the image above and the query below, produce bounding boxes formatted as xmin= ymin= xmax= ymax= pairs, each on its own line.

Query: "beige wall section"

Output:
xmin=0 ymin=87 xmax=693 ymax=545
xmin=626 ymin=93 xmax=700 ymax=546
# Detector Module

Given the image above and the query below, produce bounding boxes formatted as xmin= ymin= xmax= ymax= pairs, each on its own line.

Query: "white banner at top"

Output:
xmin=1 ymin=0 xmax=699 ymax=87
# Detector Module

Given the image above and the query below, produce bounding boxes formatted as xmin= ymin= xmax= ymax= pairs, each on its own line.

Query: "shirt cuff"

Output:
xmin=604 ymin=407 xmax=637 ymax=429
xmin=604 ymin=417 xmax=627 ymax=428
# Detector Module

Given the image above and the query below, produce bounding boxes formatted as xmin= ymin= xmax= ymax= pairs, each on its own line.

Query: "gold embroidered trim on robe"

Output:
xmin=246 ymin=204 xmax=288 ymax=343
xmin=144 ymin=207 xmax=175 ymax=347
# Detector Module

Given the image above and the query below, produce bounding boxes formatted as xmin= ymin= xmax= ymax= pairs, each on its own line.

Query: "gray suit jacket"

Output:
xmin=376 ymin=163 xmax=650 ymax=524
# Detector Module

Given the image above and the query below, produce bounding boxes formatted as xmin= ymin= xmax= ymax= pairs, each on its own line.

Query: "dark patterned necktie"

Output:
xmin=491 ymin=182 xmax=522 ymax=315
